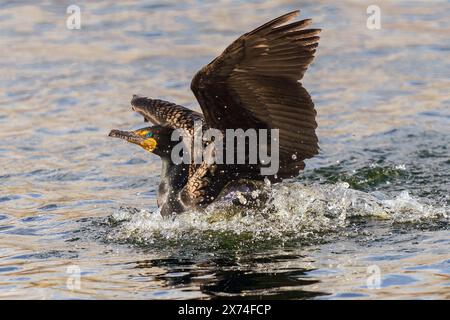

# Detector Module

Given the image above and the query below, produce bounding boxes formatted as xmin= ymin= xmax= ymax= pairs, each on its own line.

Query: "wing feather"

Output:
xmin=130 ymin=95 xmax=204 ymax=133
xmin=190 ymin=10 xmax=320 ymax=178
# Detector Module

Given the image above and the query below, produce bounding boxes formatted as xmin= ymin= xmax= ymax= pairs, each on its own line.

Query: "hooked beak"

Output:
xmin=109 ymin=129 xmax=157 ymax=152
xmin=109 ymin=129 xmax=144 ymax=144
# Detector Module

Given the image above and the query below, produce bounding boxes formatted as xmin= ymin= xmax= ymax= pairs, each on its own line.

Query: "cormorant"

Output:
xmin=109 ymin=11 xmax=320 ymax=216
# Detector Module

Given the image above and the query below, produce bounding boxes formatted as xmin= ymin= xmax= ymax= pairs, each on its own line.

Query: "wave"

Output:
xmin=105 ymin=181 xmax=448 ymax=247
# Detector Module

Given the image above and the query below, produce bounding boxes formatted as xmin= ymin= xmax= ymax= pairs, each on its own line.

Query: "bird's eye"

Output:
xmin=146 ymin=132 xmax=153 ymax=138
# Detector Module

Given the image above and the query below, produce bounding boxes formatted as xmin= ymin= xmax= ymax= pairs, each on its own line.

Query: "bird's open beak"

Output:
xmin=109 ymin=129 xmax=157 ymax=152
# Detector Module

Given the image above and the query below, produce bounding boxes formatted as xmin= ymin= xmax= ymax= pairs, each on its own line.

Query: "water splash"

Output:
xmin=106 ymin=182 xmax=448 ymax=247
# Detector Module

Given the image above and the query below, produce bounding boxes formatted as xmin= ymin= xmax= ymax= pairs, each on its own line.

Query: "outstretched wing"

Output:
xmin=130 ymin=95 xmax=204 ymax=134
xmin=190 ymin=10 xmax=320 ymax=178
xmin=131 ymin=95 xmax=206 ymax=178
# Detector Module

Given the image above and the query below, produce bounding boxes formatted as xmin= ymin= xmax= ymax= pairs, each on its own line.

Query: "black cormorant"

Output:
xmin=109 ymin=11 xmax=320 ymax=216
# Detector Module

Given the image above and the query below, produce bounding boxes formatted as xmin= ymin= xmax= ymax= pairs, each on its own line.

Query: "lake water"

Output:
xmin=0 ymin=0 xmax=449 ymax=299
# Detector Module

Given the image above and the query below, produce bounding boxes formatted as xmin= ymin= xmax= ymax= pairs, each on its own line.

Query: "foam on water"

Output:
xmin=106 ymin=182 xmax=448 ymax=246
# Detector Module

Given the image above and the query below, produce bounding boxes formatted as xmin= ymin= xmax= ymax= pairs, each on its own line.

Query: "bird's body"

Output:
xmin=109 ymin=10 xmax=320 ymax=216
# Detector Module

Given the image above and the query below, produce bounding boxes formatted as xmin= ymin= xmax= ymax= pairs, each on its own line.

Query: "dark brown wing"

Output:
xmin=190 ymin=11 xmax=320 ymax=178
xmin=131 ymin=95 xmax=204 ymax=133
xmin=179 ymin=162 xmax=224 ymax=208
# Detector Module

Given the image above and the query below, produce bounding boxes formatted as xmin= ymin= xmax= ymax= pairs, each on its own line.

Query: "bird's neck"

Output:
xmin=159 ymin=158 xmax=189 ymax=190
xmin=157 ymin=157 xmax=189 ymax=211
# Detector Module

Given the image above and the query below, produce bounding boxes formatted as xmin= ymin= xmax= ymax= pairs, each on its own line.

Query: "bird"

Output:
xmin=109 ymin=10 xmax=320 ymax=216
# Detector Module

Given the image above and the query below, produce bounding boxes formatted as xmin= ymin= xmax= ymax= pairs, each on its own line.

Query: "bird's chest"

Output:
xmin=157 ymin=163 xmax=189 ymax=209
xmin=157 ymin=180 xmax=169 ymax=208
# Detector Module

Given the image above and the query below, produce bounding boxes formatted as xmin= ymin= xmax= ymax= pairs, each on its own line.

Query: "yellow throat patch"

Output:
xmin=141 ymin=137 xmax=157 ymax=151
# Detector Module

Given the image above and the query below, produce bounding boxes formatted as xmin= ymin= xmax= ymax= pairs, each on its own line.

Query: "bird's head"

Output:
xmin=109 ymin=125 xmax=175 ymax=158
